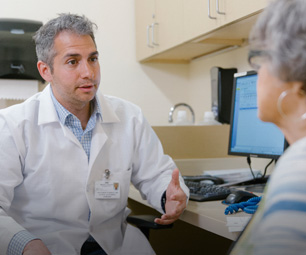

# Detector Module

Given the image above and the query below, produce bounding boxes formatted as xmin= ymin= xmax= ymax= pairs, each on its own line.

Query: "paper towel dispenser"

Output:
xmin=0 ymin=18 xmax=44 ymax=82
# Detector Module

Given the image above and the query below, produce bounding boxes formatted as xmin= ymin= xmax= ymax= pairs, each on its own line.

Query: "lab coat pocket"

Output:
xmin=112 ymin=168 xmax=132 ymax=202
xmin=94 ymin=168 xmax=132 ymax=217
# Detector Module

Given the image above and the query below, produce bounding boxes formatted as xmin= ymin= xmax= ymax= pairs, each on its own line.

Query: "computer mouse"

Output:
xmin=225 ymin=190 xmax=257 ymax=204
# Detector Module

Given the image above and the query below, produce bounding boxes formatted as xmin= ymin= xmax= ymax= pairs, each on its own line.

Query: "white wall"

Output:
xmin=0 ymin=0 xmax=252 ymax=125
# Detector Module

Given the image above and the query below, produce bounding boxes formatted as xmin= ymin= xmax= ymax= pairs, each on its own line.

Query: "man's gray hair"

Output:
xmin=33 ymin=13 xmax=97 ymax=71
xmin=249 ymin=0 xmax=306 ymax=84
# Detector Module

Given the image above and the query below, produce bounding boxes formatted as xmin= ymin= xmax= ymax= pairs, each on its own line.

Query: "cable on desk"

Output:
xmin=262 ymin=158 xmax=274 ymax=178
xmin=224 ymin=196 xmax=262 ymax=215
xmin=247 ymin=156 xmax=256 ymax=179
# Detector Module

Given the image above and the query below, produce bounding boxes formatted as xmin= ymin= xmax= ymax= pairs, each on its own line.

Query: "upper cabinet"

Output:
xmin=183 ymin=0 xmax=266 ymax=42
xmin=220 ymin=0 xmax=266 ymax=25
xmin=135 ymin=0 xmax=184 ymax=61
xmin=183 ymin=0 xmax=222 ymax=42
xmin=155 ymin=0 xmax=184 ymax=53
xmin=135 ymin=0 xmax=267 ymax=63
xmin=134 ymin=0 xmax=156 ymax=60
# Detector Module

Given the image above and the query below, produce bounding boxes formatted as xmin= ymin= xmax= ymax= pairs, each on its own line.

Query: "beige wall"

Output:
xmin=0 ymin=0 xmax=253 ymax=126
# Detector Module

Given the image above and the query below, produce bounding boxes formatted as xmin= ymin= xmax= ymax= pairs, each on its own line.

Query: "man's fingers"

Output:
xmin=170 ymin=168 xmax=180 ymax=187
xmin=154 ymin=215 xmax=176 ymax=225
xmin=154 ymin=218 xmax=175 ymax=225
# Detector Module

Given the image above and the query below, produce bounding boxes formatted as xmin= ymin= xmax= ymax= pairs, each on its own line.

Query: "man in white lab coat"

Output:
xmin=0 ymin=13 xmax=189 ymax=255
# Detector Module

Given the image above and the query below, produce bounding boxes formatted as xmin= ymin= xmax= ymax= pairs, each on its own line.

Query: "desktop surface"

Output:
xmin=128 ymin=179 xmax=260 ymax=241
xmin=130 ymin=157 xmax=270 ymax=240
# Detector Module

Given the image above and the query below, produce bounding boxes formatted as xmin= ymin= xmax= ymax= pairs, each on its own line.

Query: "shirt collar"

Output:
xmin=50 ymin=87 xmax=102 ymax=125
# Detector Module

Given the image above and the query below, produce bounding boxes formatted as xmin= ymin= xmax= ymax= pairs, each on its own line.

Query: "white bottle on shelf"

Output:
xmin=197 ymin=111 xmax=222 ymax=126
xmin=173 ymin=110 xmax=193 ymax=125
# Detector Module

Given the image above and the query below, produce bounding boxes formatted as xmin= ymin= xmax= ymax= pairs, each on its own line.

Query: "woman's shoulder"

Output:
xmin=266 ymin=137 xmax=306 ymax=201
xmin=277 ymin=136 xmax=306 ymax=170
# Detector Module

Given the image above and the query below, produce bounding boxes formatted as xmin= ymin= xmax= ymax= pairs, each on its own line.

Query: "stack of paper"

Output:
xmin=204 ymin=168 xmax=261 ymax=184
xmin=226 ymin=216 xmax=252 ymax=232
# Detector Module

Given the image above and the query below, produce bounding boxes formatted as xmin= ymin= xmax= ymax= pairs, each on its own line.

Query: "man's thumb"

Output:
xmin=171 ymin=168 xmax=180 ymax=187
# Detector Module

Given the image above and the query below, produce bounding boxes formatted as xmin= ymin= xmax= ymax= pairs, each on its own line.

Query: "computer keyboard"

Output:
xmin=185 ymin=180 xmax=233 ymax=202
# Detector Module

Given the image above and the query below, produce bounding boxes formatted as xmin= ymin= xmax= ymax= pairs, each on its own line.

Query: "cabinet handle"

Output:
xmin=207 ymin=0 xmax=217 ymax=19
xmin=216 ymin=0 xmax=225 ymax=15
xmin=146 ymin=24 xmax=154 ymax=48
xmin=152 ymin=22 xmax=159 ymax=46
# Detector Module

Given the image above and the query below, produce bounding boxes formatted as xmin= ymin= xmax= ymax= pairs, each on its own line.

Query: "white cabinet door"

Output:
xmin=135 ymin=0 xmax=156 ymax=61
xmin=154 ymin=0 xmax=184 ymax=53
xmin=220 ymin=0 xmax=266 ymax=26
xmin=135 ymin=0 xmax=267 ymax=62
xmin=183 ymin=0 xmax=222 ymax=42
xmin=183 ymin=0 xmax=266 ymax=43
xmin=135 ymin=0 xmax=184 ymax=61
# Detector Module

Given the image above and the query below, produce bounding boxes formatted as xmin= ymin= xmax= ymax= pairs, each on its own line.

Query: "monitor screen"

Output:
xmin=228 ymin=70 xmax=287 ymax=159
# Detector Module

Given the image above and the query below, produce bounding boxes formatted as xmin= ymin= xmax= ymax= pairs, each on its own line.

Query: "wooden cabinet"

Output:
xmin=134 ymin=0 xmax=156 ymax=60
xmin=135 ymin=0 xmax=184 ymax=61
xmin=220 ymin=0 xmax=266 ymax=25
xmin=183 ymin=0 xmax=221 ymax=43
xmin=135 ymin=0 xmax=267 ymax=63
xmin=183 ymin=0 xmax=266 ymax=42
xmin=154 ymin=0 xmax=184 ymax=53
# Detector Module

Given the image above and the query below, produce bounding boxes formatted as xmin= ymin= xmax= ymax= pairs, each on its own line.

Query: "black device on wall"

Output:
xmin=0 ymin=18 xmax=44 ymax=82
xmin=210 ymin=66 xmax=237 ymax=124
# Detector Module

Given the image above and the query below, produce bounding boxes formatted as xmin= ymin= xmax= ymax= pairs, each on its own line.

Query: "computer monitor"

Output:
xmin=228 ymin=70 xmax=287 ymax=160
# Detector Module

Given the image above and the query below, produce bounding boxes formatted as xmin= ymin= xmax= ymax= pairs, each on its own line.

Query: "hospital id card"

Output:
xmin=95 ymin=181 xmax=120 ymax=199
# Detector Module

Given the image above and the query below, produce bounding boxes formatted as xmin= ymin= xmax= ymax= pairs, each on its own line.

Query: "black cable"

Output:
xmin=262 ymin=159 xmax=274 ymax=178
xmin=247 ymin=156 xmax=256 ymax=180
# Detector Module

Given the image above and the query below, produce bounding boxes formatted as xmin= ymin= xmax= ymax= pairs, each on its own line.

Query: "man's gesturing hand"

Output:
xmin=154 ymin=168 xmax=187 ymax=225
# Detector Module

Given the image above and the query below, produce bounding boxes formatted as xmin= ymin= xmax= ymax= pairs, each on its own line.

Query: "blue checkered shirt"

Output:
xmin=50 ymin=89 xmax=102 ymax=160
xmin=7 ymin=88 xmax=102 ymax=254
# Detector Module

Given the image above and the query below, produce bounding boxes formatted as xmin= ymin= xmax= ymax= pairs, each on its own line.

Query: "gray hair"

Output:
xmin=249 ymin=0 xmax=306 ymax=85
xmin=33 ymin=13 xmax=97 ymax=71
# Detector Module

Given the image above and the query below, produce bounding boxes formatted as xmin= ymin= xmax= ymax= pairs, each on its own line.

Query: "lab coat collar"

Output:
xmin=89 ymin=92 xmax=120 ymax=168
xmin=38 ymin=84 xmax=60 ymax=125
xmin=96 ymin=92 xmax=120 ymax=124
xmin=37 ymin=84 xmax=120 ymax=125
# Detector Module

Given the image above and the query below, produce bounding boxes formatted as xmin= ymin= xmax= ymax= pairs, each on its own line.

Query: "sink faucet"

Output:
xmin=168 ymin=103 xmax=195 ymax=124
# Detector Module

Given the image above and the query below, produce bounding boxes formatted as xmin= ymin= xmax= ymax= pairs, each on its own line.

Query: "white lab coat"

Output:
xmin=0 ymin=85 xmax=189 ymax=255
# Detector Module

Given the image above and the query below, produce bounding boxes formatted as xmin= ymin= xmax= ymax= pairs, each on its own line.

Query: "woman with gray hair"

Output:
xmin=229 ymin=0 xmax=306 ymax=254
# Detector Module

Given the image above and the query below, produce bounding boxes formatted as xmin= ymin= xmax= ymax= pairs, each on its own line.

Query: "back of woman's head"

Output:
xmin=250 ymin=0 xmax=306 ymax=84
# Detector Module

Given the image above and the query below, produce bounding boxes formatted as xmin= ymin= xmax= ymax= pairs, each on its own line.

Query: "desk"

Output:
xmin=128 ymin=158 xmax=270 ymax=254
xmin=128 ymin=185 xmax=239 ymax=255
xmin=129 ymin=185 xmax=244 ymax=241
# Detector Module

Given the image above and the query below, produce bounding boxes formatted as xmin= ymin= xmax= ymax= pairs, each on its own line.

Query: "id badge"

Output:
xmin=95 ymin=180 xmax=120 ymax=199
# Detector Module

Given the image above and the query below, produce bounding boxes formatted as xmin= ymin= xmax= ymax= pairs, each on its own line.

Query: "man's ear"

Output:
xmin=37 ymin=61 xmax=52 ymax=82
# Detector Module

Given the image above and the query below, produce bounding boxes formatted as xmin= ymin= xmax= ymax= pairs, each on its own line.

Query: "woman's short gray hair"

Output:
xmin=33 ymin=13 xmax=97 ymax=71
xmin=249 ymin=0 xmax=306 ymax=84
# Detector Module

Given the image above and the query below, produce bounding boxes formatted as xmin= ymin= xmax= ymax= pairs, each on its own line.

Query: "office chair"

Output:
xmin=127 ymin=214 xmax=173 ymax=240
